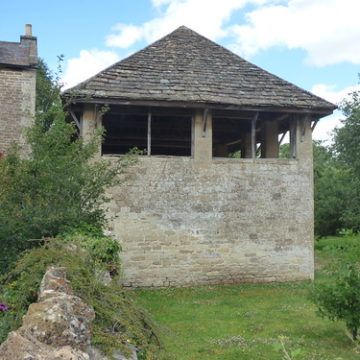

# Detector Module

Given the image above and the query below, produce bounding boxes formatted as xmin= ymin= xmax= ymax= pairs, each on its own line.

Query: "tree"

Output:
xmin=35 ymin=57 xmax=63 ymax=130
xmin=0 ymin=60 xmax=130 ymax=272
xmin=313 ymin=141 xmax=348 ymax=236
xmin=281 ymin=141 xmax=347 ymax=236
xmin=332 ymin=88 xmax=360 ymax=232
xmin=36 ymin=57 xmax=62 ymax=112
xmin=333 ymin=90 xmax=360 ymax=174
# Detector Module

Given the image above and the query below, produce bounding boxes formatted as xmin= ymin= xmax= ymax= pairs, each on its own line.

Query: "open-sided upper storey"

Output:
xmin=65 ymin=26 xmax=335 ymax=160
xmin=65 ymin=26 xmax=336 ymax=287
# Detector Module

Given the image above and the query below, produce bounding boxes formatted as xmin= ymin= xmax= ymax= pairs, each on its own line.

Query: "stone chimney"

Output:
xmin=20 ymin=24 xmax=37 ymax=66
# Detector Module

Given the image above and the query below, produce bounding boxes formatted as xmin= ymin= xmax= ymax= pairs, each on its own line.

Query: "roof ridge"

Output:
xmin=0 ymin=41 xmax=21 ymax=45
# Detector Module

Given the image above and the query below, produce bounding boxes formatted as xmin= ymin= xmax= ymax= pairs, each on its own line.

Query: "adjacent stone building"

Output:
xmin=65 ymin=26 xmax=336 ymax=287
xmin=0 ymin=25 xmax=37 ymax=154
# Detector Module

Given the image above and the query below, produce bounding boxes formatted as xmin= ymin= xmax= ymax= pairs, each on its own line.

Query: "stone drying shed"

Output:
xmin=65 ymin=26 xmax=336 ymax=287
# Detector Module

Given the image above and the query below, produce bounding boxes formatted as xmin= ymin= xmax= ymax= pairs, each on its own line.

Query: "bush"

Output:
xmin=60 ymin=223 xmax=121 ymax=274
xmin=311 ymin=263 xmax=360 ymax=341
xmin=312 ymin=237 xmax=360 ymax=341
xmin=314 ymin=235 xmax=360 ymax=252
xmin=0 ymin=107 xmax=132 ymax=272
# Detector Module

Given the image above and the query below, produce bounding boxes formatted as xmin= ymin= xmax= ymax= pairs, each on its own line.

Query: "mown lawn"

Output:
xmin=135 ymin=238 xmax=360 ymax=360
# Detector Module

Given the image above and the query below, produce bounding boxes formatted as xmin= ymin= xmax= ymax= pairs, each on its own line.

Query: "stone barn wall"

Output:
xmin=107 ymin=121 xmax=314 ymax=287
xmin=0 ymin=67 xmax=36 ymax=153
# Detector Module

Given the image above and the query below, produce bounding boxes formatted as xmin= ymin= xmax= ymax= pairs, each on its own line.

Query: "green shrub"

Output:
xmin=0 ymin=108 xmax=132 ymax=272
xmin=311 ymin=263 xmax=360 ymax=341
xmin=314 ymin=236 xmax=360 ymax=251
xmin=312 ymin=235 xmax=360 ymax=341
xmin=60 ymin=225 xmax=121 ymax=274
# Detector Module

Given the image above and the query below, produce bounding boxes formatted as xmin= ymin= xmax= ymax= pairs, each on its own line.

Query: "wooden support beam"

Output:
xmin=251 ymin=112 xmax=259 ymax=159
xmin=147 ymin=109 xmax=152 ymax=156
xmin=106 ymin=136 xmax=190 ymax=143
xmin=274 ymin=113 xmax=289 ymax=122
xmin=300 ymin=117 xmax=307 ymax=142
xmin=76 ymin=98 xmax=333 ymax=115
xmin=69 ymin=110 xmax=81 ymax=131
xmin=226 ymin=138 xmax=242 ymax=146
xmin=289 ymin=117 xmax=297 ymax=159
xmin=256 ymin=144 xmax=261 ymax=157
xmin=191 ymin=115 xmax=195 ymax=157
xmin=105 ymin=141 xmax=189 ymax=149
xmin=212 ymin=114 xmax=253 ymax=120
xmin=278 ymin=131 xmax=288 ymax=146
xmin=311 ymin=119 xmax=319 ymax=132
xmin=202 ymin=108 xmax=209 ymax=137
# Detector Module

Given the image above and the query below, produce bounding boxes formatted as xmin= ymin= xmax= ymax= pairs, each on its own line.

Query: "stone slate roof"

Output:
xmin=67 ymin=26 xmax=335 ymax=114
xmin=0 ymin=39 xmax=35 ymax=68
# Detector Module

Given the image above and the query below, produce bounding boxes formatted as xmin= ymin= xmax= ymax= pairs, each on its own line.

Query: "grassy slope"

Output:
xmin=135 ymin=238 xmax=360 ymax=360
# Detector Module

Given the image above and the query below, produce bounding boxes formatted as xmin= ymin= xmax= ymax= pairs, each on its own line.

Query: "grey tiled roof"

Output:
xmin=0 ymin=39 xmax=34 ymax=67
xmin=68 ymin=26 xmax=335 ymax=113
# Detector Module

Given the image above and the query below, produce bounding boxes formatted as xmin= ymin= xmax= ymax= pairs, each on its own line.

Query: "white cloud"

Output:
xmin=104 ymin=0 xmax=360 ymax=66
xmin=312 ymin=113 xmax=344 ymax=143
xmin=311 ymin=83 xmax=360 ymax=106
xmin=230 ymin=0 xmax=360 ymax=65
xmin=105 ymin=0 xmax=267 ymax=49
xmin=61 ymin=49 xmax=120 ymax=90
xmin=311 ymin=83 xmax=360 ymax=142
xmin=106 ymin=24 xmax=144 ymax=48
xmin=152 ymin=0 xmax=173 ymax=7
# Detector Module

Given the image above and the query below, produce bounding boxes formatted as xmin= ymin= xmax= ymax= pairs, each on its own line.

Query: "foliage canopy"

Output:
xmin=0 ymin=59 xmax=131 ymax=272
xmin=313 ymin=85 xmax=360 ymax=236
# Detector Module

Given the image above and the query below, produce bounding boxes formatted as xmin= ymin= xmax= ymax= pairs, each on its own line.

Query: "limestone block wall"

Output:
xmin=0 ymin=68 xmax=36 ymax=153
xmin=107 ymin=155 xmax=314 ymax=287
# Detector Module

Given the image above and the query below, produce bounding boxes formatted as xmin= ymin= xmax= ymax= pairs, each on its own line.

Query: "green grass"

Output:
xmin=135 ymin=237 xmax=360 ymax=360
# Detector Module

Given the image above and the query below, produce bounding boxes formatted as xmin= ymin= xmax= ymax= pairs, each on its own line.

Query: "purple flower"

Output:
xmin=0 ymin=302 xmax=9 ymax=311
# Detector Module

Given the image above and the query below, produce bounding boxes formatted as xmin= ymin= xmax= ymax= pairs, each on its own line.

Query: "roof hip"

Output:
xmin=65 ymin=25 xmax=336 ymax=115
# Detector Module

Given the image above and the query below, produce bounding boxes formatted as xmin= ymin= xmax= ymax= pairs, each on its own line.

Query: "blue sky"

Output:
xmin=2 ymin=0 xmax=360 ymax=142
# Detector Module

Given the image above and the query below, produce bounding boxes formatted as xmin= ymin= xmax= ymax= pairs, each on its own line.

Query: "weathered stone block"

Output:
xmin=106 ymin=154 xmax=314 ymax=288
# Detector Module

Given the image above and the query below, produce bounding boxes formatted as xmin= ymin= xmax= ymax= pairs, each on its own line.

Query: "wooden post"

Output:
xmin=296 ymin=114 xmax=313 ymax=163
xmin=191 ymin=115 xmax=195 ymax=158
xmin=147 ymin=109 xmax=151 ymax=156
xmin=289 ymin=116 xmax=297 ymax=159
xmin=81 ymin=104 xmax=101 ymax=157
xmin=261 ymin=120 xmax=279 ymax=158
xmin=194 ymin=108 xmax=212 ymax=163
xmin=241 ymin=133 xmax=252 ymax=158
xmin=251 ymin=112 xmax=259 ymax=159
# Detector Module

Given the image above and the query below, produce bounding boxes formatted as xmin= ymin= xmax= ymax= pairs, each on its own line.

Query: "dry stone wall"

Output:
xmin=0 ymin=267 xmax=137 ymax=360
xmin=107 ymin=156 xmax=314 ymax=287
xmin=0 ymin=68 xmax=35 ymax=153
